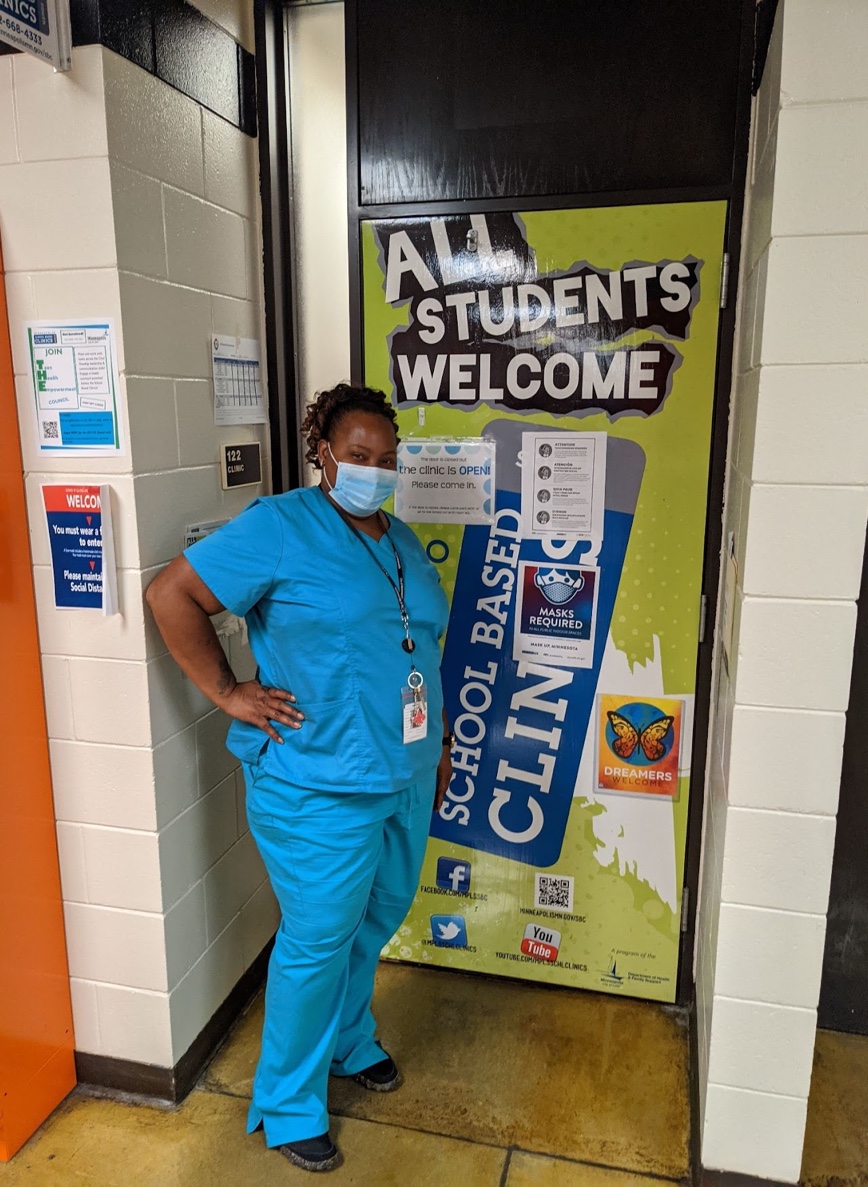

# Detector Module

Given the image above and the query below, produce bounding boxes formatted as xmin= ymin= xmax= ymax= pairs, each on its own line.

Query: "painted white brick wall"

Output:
xmin=695 ymin=2 xmax=868 ymax=1180
xmin=2 ymin=33 xmax=279 ymax=1070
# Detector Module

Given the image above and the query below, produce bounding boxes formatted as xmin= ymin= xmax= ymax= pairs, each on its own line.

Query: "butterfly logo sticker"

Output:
xmin=597 ymin=695 xmax=683 ymax=797
xmin=607 ymin=710 xmax=674 ymax=763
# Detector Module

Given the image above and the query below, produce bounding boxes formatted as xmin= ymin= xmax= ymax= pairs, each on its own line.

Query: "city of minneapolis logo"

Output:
xmin=534 ymin=568 xmax=584 ymax=606
xmin=601 ymin=954 xmax=624 ymax=984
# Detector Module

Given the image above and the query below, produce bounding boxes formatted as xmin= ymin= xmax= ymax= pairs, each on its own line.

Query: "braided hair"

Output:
xmin=300 ymin=383 xmax=399 ymax=470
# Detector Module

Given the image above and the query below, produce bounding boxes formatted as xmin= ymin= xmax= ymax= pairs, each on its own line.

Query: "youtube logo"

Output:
xmin=521 ymin=923 xmax=561 ymax=963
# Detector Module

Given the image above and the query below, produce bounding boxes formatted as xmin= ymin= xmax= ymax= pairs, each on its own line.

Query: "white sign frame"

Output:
xmin=0 ymin=0 xmax=71 ymax=71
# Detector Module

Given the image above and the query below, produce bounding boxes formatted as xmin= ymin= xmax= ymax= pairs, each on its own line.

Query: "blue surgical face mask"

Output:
xmin=324 ymin=443 xmax=398 ymax=516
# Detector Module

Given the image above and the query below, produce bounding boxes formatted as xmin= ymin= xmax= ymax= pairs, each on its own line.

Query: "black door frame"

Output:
xmin=255 ymin=0 xmax=302 ymax=495
xmin=256 ymin=0 xmax=755 ymax=1008
xmin=819 ymin=522 xmax=868 ymax=1034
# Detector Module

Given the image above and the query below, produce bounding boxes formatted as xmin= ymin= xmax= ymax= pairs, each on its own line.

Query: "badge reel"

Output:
xmin=402 ymin=667 xmax=428 ymax=744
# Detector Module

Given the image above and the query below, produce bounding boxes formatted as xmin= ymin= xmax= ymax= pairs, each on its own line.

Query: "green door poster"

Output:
xmin=363 ymin=202 xmax=726 ymax=1003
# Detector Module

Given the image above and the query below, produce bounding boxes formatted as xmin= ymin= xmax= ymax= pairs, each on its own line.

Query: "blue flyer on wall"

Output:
xmin=27 ymin=320 xmax=125 ymax=457
xmin=41 ymin=484 xmax=118 ymax=614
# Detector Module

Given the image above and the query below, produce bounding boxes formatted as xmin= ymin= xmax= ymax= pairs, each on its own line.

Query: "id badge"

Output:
xmin=401 ymin=680 xmax=428 ymax=744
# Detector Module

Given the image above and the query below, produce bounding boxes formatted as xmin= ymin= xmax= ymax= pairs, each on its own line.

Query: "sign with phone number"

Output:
xmin=0 ymin=0 xmax=71 ymax=71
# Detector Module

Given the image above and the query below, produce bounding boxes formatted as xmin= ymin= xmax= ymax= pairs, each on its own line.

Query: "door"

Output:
xmin=362 ymin=201 xmax=727 ymax=1004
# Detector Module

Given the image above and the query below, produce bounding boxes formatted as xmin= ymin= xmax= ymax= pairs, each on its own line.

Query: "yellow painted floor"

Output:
xmin=0 ymin=962 xmax=692 ymax=1186
xmin=4 ymin=967 xmax=868 ymax=1186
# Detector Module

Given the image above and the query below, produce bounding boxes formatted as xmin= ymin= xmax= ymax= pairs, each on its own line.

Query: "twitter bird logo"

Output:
xmin=430 ymin=915 xmax=468 ymax=948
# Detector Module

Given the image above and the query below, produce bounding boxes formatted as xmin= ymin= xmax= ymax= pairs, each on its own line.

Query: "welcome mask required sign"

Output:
xmin=42 ymin=484 xmax=118 ymax=614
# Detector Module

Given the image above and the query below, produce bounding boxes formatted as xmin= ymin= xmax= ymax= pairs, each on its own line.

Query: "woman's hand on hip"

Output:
xmin=434 ymin=746 xmax=452 ymax=812
xmin=218 ymin=681 xmax=303 ymax=743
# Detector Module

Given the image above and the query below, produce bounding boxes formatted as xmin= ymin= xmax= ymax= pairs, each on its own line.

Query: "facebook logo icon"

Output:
xmin=436 ymin=857 xmax=472 ymax=894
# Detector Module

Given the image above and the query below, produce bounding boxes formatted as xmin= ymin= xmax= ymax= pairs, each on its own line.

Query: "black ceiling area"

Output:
xmin=352 ymin=0 xmax=751 ymax=207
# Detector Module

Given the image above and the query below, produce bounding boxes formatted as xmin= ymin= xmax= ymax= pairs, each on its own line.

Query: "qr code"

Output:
xmin=42 ymin=420 xmax=59 ymax=439
xmin=534 ymin=873 xmax=574 ymax=913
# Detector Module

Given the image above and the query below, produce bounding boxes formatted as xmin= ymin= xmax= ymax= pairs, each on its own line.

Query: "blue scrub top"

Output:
xmin=184 ymin=485 xmax=449 ymax=794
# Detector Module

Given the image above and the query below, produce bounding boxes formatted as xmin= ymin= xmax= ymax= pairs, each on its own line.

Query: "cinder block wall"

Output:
xmin=695 ymin=2 xmax=868 ymax=1180
xmin=1 ymin=28 xmax=278 ymax=1072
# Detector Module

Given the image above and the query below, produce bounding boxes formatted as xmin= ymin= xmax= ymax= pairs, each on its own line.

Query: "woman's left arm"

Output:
xmin=435 ymin=708 xmax=453 ymax=811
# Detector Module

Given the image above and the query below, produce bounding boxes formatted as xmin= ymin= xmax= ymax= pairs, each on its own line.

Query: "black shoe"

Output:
xmin=351 ymin=1055 xmax=401 ymax=1092
xmin=279 ymin=1133 xmax=342 ymax=1173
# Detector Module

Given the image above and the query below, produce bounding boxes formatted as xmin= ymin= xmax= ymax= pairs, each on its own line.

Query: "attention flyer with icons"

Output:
xmin=363 ymin=202 xmax=726 ymax=1002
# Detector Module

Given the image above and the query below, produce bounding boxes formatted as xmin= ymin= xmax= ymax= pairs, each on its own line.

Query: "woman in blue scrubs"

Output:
xmin=146 ymin=384 xmax=452 ymax=1173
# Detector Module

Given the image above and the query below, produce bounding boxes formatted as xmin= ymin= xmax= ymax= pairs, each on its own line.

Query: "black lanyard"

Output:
xmin=347 ymin=519 xmax=416 ymax=654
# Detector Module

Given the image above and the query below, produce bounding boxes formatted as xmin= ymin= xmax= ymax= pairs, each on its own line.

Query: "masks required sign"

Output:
xmin=364 ymin=202 xmax=726 ymax=1003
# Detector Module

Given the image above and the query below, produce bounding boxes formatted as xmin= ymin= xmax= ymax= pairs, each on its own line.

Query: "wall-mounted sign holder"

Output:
xmin=41 ymin=483 xmax=118 ymax=614
xmin=0 ymin=0 xmax=71 ymax=71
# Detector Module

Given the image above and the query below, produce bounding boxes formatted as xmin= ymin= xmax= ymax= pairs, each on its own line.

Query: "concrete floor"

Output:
xmin=801 ymin=1028 xmax=868 ymax=1186
xmin=1 ymin=962 xmax=691 ymax=1186
xmin=0 ymin=964 xmax=865 ymax=1186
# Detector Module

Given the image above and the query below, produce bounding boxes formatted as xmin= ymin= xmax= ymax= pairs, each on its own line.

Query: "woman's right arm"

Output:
xmin=145 ymin=556 xmax=302 ymax=743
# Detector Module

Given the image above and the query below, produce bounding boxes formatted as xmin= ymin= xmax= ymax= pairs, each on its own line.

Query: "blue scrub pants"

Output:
xmin=242 ymin=761 xmax=434 ymax=1147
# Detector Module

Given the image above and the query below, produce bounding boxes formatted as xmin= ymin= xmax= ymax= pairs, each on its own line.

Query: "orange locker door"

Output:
xmin=0 ymin=243 xmax=77 ymax=1160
